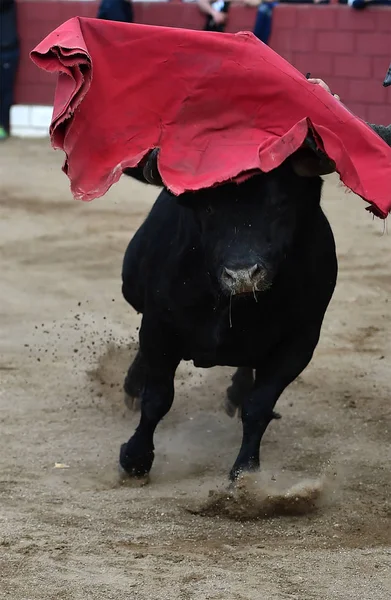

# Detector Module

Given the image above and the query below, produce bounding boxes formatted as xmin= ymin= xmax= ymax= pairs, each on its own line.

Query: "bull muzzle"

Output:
xmin=221 ymin=264 xmax=270 ymax=295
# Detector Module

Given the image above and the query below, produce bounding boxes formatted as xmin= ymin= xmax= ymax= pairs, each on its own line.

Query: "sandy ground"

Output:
xmin=0 ymin=138 xmax=390 ymax=599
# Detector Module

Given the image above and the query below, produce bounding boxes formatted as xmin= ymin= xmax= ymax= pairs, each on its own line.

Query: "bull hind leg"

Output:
xmin=224 ymin=367 xmax=254 ymax=418
xmin=124 ymin=350 xmax=146 ymax=411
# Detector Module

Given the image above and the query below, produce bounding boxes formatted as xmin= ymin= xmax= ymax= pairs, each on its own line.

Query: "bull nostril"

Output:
xmin=248 ymin=264 xmax=260 ymax=280
xmin=223 ymin=267 xmax=236 ymax=281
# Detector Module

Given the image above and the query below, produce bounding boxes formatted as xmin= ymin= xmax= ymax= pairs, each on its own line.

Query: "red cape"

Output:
xmin=31 ymin=17 xmax=391 ymax=218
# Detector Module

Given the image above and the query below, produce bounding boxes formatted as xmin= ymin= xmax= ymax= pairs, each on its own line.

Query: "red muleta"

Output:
xmin=31 ymin=17 xmax=391 ymax=218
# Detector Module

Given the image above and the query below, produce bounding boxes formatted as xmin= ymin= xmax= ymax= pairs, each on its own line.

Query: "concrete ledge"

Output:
xmin=11 ymin=105 xmax=52 ymax=138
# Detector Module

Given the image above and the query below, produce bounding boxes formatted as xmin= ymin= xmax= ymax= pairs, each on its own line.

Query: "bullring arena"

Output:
xmin=1 ymin=136 xmax=390 ymax=599
xmin=1 ymin=1 xmax=391 ymax=598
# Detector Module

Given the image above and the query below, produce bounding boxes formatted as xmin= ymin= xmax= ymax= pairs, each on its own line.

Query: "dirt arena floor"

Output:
xmin=0 ymin=138 xmax=390 ymax=599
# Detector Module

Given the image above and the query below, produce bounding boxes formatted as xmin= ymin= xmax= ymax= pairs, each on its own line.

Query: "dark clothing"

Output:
xmin=0 ymin=48 xmax=19 ymax=132
xmin=253 ymin=0 xmax=329 ymax=46
xmin=368 ymin=124 xmax=391 ymax=147
xmin=204 ymin=0 xmax=230 ymax=32
xmin=349 ymin=0 xmax=391 ymax=8
xmin=97 ymin=0 xmax=133 ymax=22
xmin=253 ymin=3 xmax=276 ymax=44
xmin=0 ymin=0 xmax=19 ymax=50
xmin=384 ymin=64 xmax=391 ymax=88
xmin=0 ymin=0 xmax=19 ymax=132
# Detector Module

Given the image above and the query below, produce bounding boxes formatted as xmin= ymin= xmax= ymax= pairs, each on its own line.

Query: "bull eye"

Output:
xmin=206 ymin=205 xmax=214 ymax=215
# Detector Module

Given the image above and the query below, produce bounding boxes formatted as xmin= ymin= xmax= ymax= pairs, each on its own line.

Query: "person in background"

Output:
xmin=0 ymin=0 xmax=19 ymax=141
xmin=246 ymin=0 xmax=328 ymax=46
xmin=347 ymin=0 xmax=391 ymax=10
xmin=198 ymin=0 xmax=230 ymax=32
xmin=97 ymin=0 xmax=134 ymax=23
xmin=308 ymin=71 xmax=391 ymax=146
xmin=244 ymin=0 xmax=275 ymax=45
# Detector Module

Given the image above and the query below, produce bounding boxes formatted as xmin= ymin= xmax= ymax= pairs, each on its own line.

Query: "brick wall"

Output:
xmin=269 ymin=5 xmax=391 ymax=123
xmin=15 ymin=1 xmax=391 ymax=123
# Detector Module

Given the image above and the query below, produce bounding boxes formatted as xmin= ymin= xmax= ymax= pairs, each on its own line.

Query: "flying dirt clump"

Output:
xmin=188 ymin=470 xmax=339 ymax=521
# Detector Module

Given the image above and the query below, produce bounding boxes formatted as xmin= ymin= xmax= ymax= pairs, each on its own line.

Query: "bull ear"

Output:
xmin=291 ymin=148 xmax=336 ymax=177
xmin=291 ymin=133 xmax=336 ymax=177
xmin=142 ymin=148 xmax=163 ymax=186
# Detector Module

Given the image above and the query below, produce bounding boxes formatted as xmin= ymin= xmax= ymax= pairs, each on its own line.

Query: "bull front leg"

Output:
xmin=229 ymin=327 xmax=321 ymax=481
xmin=119 ymin=316 xmax=180 ymax=479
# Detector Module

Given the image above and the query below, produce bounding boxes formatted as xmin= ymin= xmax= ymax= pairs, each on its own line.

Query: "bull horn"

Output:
xmin=143 ymin=148 xmax=163 ymax=186
xmin=383 ymin=63 xmax=391 ymax=87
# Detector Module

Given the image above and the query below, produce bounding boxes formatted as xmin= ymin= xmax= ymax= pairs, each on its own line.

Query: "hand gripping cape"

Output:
xmin=31 ymin=17 xmax=391 ymax=218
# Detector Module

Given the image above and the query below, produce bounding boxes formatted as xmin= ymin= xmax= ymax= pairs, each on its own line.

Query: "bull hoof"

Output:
xmin=119 ymin=442 xmax=154 ymax=479
xmin=229 ymin=460 xmax=259 ymax=483
xmin=124 ymin=392 xmax=141 ymax=411
xmin=229 ymin=466 xmax=241 ymax=482
xmin=118 ymin=463 xmax=150 ymax=486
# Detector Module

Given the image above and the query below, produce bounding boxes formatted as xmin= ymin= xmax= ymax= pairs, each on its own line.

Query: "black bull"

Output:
xmin=119 ymin=129 xmax=389 ymax=483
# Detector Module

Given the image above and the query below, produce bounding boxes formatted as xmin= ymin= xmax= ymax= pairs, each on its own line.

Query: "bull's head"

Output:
xmin=142 ymin=144 xmax=328 ymax=297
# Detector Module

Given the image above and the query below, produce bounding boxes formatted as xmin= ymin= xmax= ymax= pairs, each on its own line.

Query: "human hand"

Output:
xmin=308 ymin=78 xmax=340 ymax=101
xmin=212 ymin=10 xmax=227 ymax=24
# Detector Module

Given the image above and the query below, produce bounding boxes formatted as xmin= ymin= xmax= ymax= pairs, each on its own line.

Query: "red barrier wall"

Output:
xmin=16 ymin=1 xmax=391 ymax=123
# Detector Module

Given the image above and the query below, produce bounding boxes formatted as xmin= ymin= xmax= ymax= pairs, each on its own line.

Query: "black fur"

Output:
xmin=120 ymin=159 xmax=338 ymax=481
